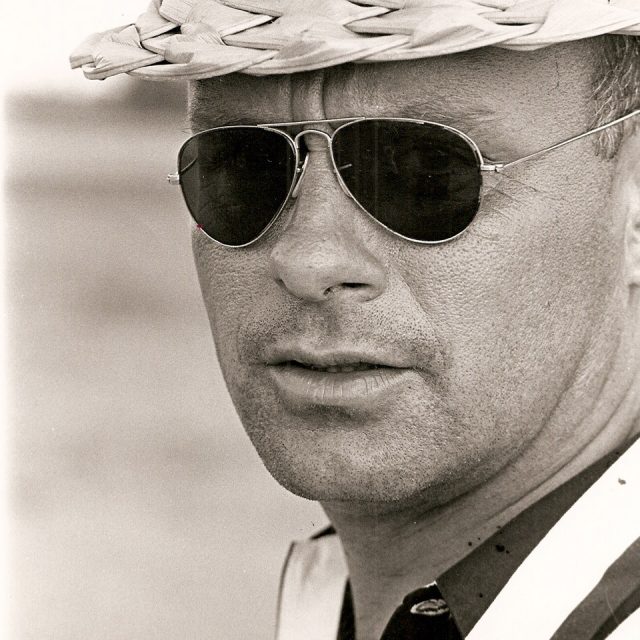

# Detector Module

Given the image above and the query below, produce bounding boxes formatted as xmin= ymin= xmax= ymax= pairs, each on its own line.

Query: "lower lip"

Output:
xmin=267 ymin=363 xmax=418 ymax=409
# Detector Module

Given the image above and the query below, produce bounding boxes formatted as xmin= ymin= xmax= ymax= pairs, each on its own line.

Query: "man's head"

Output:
xmin=72 ymin=2 xmax=640 ymax=514
xmin=189 ymin=35 xmax=640 ymax=512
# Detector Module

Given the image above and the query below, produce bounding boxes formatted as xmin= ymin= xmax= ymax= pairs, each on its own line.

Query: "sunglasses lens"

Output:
xmin=178 ymin=127 xmax=296 ymax=246
xmin=333 ymin=120 xmax=481 ymax=242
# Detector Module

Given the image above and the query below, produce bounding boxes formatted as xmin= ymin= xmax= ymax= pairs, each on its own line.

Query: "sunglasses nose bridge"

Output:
xmin=292 ymin=128 xmax=332 ymax=148
xmin=289 ymin=129 xmax=334 ymax=199
xmin=291 ymin=129 xmax=355 ymax=202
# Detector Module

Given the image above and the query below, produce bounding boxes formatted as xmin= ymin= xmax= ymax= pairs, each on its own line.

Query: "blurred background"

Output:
xmin=5 ymin=2 xmax=325 ymax=638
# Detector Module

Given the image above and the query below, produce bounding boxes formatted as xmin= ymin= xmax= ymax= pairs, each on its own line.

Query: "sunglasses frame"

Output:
xmin=169 ymin=110 xmax=640 ymax=248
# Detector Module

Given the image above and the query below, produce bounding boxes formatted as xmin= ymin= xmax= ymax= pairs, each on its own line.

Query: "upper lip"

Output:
xmin=265 ymin=346 xmax=414 ymax=369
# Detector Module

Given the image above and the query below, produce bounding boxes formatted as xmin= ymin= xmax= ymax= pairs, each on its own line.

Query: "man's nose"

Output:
xmin=269 ymin=135 xmax=387 ymax=303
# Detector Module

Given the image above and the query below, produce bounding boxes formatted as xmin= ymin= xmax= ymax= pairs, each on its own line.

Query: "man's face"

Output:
xmin=190 ymin=41 xmax=628 ymax=510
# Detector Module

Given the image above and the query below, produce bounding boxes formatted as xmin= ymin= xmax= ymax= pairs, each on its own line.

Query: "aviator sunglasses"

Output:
xmin=168 ymin=111 xmax=640 ymax=247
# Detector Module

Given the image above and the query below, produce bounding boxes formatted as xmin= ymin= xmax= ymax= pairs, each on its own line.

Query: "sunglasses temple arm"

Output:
xmin=492 ymin=108 xmax=640 ymax=173
xmin=167 ymin=156 xmax=200 ymax=184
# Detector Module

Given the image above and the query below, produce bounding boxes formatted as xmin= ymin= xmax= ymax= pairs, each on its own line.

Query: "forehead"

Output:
xmin=190 ymin=41 xmax=597 ymax=145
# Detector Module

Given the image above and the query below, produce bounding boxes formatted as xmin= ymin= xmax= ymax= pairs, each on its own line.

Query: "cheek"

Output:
xmin=192 ymin=229 xmax=266 ymax=383
xmin=400 ymin=153 xmax=623 ymax=429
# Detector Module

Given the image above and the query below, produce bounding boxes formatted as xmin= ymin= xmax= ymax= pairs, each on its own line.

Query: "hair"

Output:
xmin=593 ymin=34 xmax=640 ymax=158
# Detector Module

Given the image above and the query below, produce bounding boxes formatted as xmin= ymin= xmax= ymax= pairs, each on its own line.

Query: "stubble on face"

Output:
xmin=190 ymin=41 xmax=629 ymax=513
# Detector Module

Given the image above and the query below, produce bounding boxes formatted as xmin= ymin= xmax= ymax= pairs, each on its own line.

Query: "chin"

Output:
xmin=237 ymin=405 xmax=514 ymax=511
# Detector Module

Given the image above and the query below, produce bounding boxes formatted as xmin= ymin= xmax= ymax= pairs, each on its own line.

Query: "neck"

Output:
xmin=321 ymin=379 xmax=640 ymax=640
xmin=323 ymin=491 xmax=506 ymax=640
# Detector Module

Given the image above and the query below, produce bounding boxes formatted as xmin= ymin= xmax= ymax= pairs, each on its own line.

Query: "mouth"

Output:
xmin=265 ymin=350 xmax=419 ymax=409
xmin=282 ymin=360 xmax=389 ymax=373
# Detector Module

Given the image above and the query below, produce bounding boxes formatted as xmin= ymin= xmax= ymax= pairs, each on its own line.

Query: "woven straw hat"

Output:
xmin=70 ymin=0 xmax=640 ymax=81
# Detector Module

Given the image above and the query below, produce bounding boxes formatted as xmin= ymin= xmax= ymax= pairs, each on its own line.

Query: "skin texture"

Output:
xmin=189 ymin=41 xmax=640 ymax=639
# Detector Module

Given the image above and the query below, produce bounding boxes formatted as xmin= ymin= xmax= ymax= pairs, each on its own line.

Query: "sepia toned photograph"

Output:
xmin=7 ymin=1 xmax=640 ymax=639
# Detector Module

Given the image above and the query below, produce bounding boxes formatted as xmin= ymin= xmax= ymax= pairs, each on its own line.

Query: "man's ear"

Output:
xmin=619 ymin=127 xmax=640 ymax=287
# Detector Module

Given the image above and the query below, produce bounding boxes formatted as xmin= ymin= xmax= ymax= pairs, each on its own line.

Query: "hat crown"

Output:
xmin=70 ymin=0 xmax=640 ymax=81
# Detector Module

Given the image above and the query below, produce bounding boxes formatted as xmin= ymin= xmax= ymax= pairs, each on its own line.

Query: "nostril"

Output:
xmin=323 ymin=282 xmax=368 ymax=296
